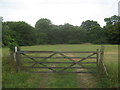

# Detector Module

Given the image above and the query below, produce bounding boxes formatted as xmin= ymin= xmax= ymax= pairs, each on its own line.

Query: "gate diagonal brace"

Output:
xmin=21 ymin=53 xmax=57 ymax=72
xmin=59 ymin=52 xmax=84 ymax=67
xmin=30 ymin=52 xmax=57 ymax=67
xmin=40 ymin=52 xmax=57 ymax=62
xmin=59 ymin=52 xmax=96 ymax=72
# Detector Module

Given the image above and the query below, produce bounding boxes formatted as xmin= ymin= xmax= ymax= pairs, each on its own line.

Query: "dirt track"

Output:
xmin=39 ymin=54 xmax=99 ymax=88
xmin=77 ymin=69 xmax=98 ymax=88
xmin=67 ymin=54 xmax=99 ymax=88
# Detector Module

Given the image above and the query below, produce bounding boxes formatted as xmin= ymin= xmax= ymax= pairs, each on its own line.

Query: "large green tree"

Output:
xmin=35 ymin=18 xmax=52 ymax=44
xmin=3 ymin=15 xmax=119 ymax=46
xmin=35 ymin=18 xmax=52 ymax=31
xmin=3 ymin=21 xmax=35 ymax=46
xmin=80 ymin=20 xmax=108 ymax=44
xmin=2 ymin=23 xmax=17 ymax=46
xmin=104 ymin=15 xmax=120 ymax=44
xmin=104 ymin=15 xmax=120 ymax=26
xmin=81 ymin=20 xmax=101 ymax=31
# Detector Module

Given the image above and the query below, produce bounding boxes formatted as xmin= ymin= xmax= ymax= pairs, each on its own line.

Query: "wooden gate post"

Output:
xmin=99 ymin=46 xmax=108 ymax=75
xmin=99 ymin=46 xmax=104 ymax=64
xmin=9 ymin=49 xmax=14 ymax=65
xmin=96 ymin=49 xmax=99 ymax=69
xmin=15 ymin=46 xmax=21 ymax=72
xmin=98 ymin=46 xmax=103 ymax=72
xmin=101 ymin=46 xmax=104 ymax=62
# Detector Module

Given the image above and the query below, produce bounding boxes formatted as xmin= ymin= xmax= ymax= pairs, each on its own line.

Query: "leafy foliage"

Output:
xmin=2 ymin=15 xmax=120 ymax=47
xmin=3 ymin=21 xmax=35 ymax=46
xmin=81 ymin=20 xmax=100 ymax=31
xmin=104 ymin=15 xmax=120 ymax=44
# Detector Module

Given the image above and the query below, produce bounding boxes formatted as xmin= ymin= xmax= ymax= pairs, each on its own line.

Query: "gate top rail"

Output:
xmin=19 ymin=51 xmax=97 ymax=54
xmin=14 ymin=46 xmax=101 ymax=73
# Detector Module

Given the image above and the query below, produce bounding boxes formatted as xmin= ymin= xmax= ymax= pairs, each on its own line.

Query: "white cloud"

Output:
xmin=0 ymin=0 xmax=119 ymax=27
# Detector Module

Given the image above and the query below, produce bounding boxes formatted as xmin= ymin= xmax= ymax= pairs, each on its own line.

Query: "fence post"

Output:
xmin=9 ymin=49 xmax=15 ymax=65
xmin=99 ymin=46 xmax=108 ymax=75
xmin=101 ymin=46 xmax=104 ymax=62
xmin=15 ymin=46 xmax=21 ymax=72
xmin=99 ymin=46 xmax=104 ymax=64
xmin=96 ymin=49 xmax=99 ymax=69
xmin=98 ymin=46 xmax=103 ymax=72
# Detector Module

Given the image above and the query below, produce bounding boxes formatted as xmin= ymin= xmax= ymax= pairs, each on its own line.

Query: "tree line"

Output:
xmin=2 ymin=15 xmax=120 ymax=47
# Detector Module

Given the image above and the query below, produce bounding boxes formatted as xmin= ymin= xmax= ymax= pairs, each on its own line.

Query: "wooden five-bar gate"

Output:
xmin=14 ymin=46 xmax=107 ymax=74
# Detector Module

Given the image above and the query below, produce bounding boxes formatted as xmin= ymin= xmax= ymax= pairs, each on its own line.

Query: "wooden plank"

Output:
xmin=36 ymin=52 xmax=57 ymax=62
xmin=21 ymin=53 xmax=56 ymax=72
xmin=59 ymin=52 xmax=96 ymax=72
xmin=22 ymin=56 xmax=96 ymax=59
xmin=24 ymin=66 xmax=95 ymax=69
xmin=19 ymin=51 xmax=96 ymax=54
xmin=20 ymin=51 xmax=54 ymax=53
xmin=58 ymin=52 xmax=77 ymax=63
xmin=24 ymin=61 xmax=97 ymax=64
xmin=30 ymin=71 xmax=96 ymax=73
xmin=19 ymin=49 xmax=98 ymax=73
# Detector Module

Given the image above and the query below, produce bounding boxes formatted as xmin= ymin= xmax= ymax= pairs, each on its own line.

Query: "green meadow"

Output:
xmin=2 ymin=44 xmax=118 ymax=88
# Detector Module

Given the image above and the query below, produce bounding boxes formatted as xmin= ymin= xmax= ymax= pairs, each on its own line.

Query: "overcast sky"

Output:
xmin=0 ymin=0 xmax=119 ymax=27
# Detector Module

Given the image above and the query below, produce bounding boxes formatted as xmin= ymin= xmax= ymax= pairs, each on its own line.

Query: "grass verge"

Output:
xmin=2 ymin=44 xmax=119 ymax=88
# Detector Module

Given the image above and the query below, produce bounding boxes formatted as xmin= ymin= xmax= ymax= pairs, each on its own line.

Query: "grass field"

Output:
xmin=2 ymin=44 xmax=119 ymax=88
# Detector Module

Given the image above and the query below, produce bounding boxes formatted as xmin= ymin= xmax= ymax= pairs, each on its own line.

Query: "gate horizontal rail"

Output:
xmin=24 ymin=61 xmax=97 ymax=64
xmin=30 ymin=71 xmax=96 ymax=73
xmin=22 ymin=56 xmax=96 ymax=59
xmin=14 ymin=46 xmax=104 ymax=74
xmin=24 ymin=66 xmax=95 ymax=69
xmin=20 ymin=51 xmax=97 ymax=53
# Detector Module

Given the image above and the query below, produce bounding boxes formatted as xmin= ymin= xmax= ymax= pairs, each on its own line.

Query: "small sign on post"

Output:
xmin=15 ymin=46 xmax=21 ymax=72
xmin=14 ymin=46 xmax=18 ymax=62
xmin=15 ymin=46 xmax=18 ymax=53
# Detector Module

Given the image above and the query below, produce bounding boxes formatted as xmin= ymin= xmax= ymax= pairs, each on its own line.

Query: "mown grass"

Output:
xmin=2 ymin=46 xmax=79 ymax=88
xmin=2 ymin=44 xmax=119 ymax=88
xmin=2 ymin=48 xmax=43 ymax=88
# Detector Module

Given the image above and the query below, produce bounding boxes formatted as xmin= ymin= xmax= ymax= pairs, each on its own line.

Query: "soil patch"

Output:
xmin=105 ymin=52 xmax=118 ymax=54
xmin=67 ymin=54 xmax=98 ymax=88
xmin=77 ymin=73 xmax=98 ymax=88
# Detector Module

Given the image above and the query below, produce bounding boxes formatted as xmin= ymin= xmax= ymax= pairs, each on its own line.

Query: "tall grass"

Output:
xmin=2 ymin=46 xmax=79 ymax=88
xmin=94 ymin=45 xmax=118 ymax=88
xmin=2 ymin=48 xmax=43 ymax=88
xmin=2 ymin=44 xmax=119 ymax=88
xmin=102 ymin=45 xmax=118 ymax=88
